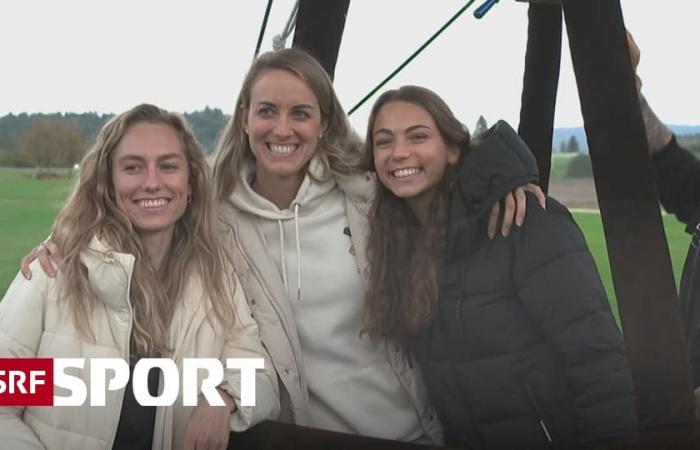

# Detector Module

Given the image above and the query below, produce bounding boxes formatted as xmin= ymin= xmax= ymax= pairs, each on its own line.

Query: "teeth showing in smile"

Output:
xmin=268 ymin=144 xmax=298 ymax=154
xmin=137 ymin=198 xmax=169 ymax=209
xmin=392 ymin=167 xmax=422 ymax=179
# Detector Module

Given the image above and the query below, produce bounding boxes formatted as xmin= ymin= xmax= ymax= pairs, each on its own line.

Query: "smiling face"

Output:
xmin=372 ymin=101 xmax=459 ymax=211
xmin=112 ymin=122 xmax=191 ymax=240
xmin=243 ymin=69 xmax=325 ymax=188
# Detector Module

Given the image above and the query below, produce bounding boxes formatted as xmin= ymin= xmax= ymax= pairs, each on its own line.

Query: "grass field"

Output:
xmin=571 ymin=210 xmax=688 ymax=323
xmin=550 ymin=153 xmax=579 ymax=180
xmin=0 ymin=167 xmax=75 ymax=296
xmin=0 ymin=166 xmax=692 ymax=321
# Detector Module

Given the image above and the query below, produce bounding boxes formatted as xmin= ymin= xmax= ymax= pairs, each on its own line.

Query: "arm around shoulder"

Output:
xmin=218 ymin=272 xmax=280 ymax=431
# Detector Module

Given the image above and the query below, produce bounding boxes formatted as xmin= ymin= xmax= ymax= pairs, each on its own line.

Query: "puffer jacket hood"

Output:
xmin=455 ymin=120 xmax=539 ymax=217
xmin=446 ymin=120 xmax=539 ymax=262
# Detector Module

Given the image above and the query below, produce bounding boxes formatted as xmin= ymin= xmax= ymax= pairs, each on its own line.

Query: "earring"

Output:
xmin=244 ymin=128 xmax=249 ymax=134
xmin=187 ymin=194 xmax=192 ymax=204
xmin=318 ymin=133 xmax=323 ymax=139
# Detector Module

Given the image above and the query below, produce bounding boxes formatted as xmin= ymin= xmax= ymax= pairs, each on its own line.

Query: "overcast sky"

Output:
xmin=1 ymin=0 xmax=698 ymax=132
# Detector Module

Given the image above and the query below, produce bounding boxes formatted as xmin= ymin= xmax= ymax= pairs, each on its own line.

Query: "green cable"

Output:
xmin=348 ymin=0 xmax=478 ymax=115
xmin=253 ymin=0 xmax=274 ymax=60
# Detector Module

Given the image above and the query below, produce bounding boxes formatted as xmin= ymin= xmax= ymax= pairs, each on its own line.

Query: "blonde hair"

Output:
xmin=52 ymin=104 xmax=235 ymax=360
xmin=212 ymin=48 xmax=364 ymax=201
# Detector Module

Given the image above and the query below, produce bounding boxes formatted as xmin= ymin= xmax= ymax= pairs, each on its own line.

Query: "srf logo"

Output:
xmin=0 ymin=357 xmax=261 ymax=407
xmin=0 ymin=358 xmax=54 ymax=406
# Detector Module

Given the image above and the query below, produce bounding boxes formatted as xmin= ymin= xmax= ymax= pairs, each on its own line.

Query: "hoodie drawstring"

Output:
xmin=277 ymin=204 xmax=303 ymax=302
xmin=294 ymin=202 xmax=301 ymax=302
xmin=278 ymin=220 xmax=288 ymax=295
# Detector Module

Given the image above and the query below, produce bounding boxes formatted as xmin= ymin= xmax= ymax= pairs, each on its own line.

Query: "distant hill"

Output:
xmin=668 ymin=125 xmax=700 ymax=136
xmin=553 ymin=125 xmax=700 ymax=153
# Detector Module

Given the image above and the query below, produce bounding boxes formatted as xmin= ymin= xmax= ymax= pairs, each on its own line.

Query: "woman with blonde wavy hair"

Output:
xmin=1 ymin=103 xmax=279 ymax=450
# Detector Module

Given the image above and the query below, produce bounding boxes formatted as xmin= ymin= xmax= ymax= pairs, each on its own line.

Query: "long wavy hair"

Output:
xmin=51 ymin=104 xmax=235 ymax=360
xmin=212 ymin=48 xmax=364 ymax=201
xmin=364 ymin=86 xmax=471 ymax=340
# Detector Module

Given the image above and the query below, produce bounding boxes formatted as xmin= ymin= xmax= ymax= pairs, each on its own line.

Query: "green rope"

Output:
xmin=253 ymin=0 xmax=274 ymax=60
xmin=348 ymin=0 xmax=478 ymax=115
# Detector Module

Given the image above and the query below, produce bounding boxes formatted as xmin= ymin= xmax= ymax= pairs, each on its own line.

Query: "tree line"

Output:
xmin=0 ymin=108 xmax=229 ymax=171
xmin=2 ymin=109 xmax=698 ymax=175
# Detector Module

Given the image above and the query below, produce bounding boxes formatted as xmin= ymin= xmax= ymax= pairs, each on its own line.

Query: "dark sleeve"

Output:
xmin=652 ymin=136 xmax=700 ymax=232
xmin=511 ymin=195 xmax=639 ymax=446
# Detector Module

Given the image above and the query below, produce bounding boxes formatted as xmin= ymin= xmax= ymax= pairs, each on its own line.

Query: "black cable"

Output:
xmin=348 ymin=0 xmax=477 ymax=115
xmin=253 ymin=0 xmax=274 ymax=60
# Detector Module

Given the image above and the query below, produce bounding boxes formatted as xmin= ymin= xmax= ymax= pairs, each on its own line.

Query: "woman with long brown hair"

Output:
xmin=0 ymin=104 xmax=278 ymax=450
xmin=364 ymin=86 xmax=639 ymax=449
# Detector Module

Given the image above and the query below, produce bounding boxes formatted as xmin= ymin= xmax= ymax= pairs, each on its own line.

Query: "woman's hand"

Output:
xmin=183 ymin=388 xmax=236 ymax=450
xmin=487 ymin=183 xmax=546 ymax=239
xmin=20 ymin=238 xmax=61 ymax=280
xmin=626 ymin=30 xmax=642 ymax=91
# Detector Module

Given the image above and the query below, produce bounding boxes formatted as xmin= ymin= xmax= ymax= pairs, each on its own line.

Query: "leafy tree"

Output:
xmin=184 ymin=107 xmax=228 ymax=153
xmin=565 ymin=135 xmax=581 ymax=154
xmin=565 ymin=153 xmax=593 ymax=178
xmin=473 ymin=115 xmax=489 ymax=138
xmin=1 ymin=108 xmax=230 ymax=166
xmin=21 ymin=118 xmax=85 ymax=175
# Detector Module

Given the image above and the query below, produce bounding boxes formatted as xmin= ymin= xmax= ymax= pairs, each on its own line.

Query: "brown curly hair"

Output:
xmin=363 ymin=86 xmax=471 ymax=340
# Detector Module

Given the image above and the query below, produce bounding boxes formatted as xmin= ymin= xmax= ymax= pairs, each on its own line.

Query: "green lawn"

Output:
xmin=0 ymin=167 xmax=693 ymax=314
xmin=0 ymin=167 xmax=75 ymax=295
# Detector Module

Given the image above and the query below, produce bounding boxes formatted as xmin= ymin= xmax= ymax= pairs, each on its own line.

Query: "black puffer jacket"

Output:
xmin=409 ymin=122 xmax=639 ymax=450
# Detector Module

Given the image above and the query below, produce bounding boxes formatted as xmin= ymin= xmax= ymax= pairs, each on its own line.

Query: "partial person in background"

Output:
xmin=0 ymin=104 xmax=279 ymax=450
xmin=628 ymin=32 xmax=700 ymax=406
xmin=363 ymin=85 xmax=639 ymax=449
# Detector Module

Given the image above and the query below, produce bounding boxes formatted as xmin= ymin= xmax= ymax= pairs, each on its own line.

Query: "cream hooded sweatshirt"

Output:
xmin=230 ymin=157 xmax=425 ymax=441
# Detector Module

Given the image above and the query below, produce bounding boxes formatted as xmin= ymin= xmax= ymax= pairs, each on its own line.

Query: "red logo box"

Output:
xmin=0 ymin=358 xmax=54 ymax=406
